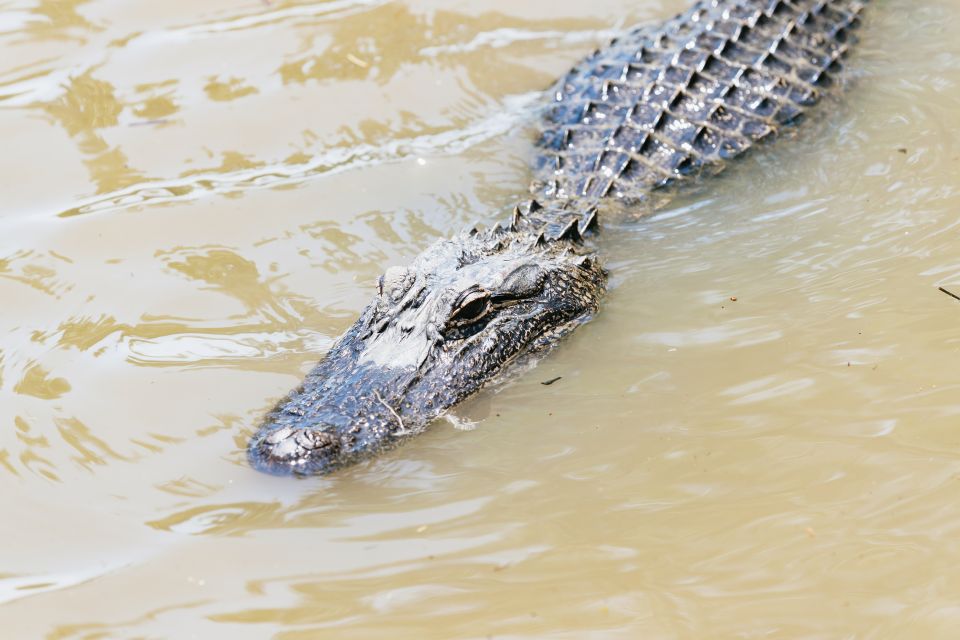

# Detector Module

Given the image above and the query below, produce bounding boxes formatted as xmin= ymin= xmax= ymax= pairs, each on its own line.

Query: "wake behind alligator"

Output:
xmin=248 ymin=0 xmax=867 ymax=476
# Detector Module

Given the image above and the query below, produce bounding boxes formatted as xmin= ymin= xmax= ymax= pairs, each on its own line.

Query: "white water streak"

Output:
xmin=58 ymin=91 xmax=542 ymax=218
xmin=420 ymin=26 xmax=621 ymax=57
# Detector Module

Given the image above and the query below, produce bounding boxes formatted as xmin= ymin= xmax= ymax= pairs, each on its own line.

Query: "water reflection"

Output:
xmin=204 ymin=76 xmax=258 ymax=102
xmin=56 ymin=417 xmax=138 ymax=468
xmin=45 ymin=601 xmax=211 ymax=640
xmin=0 ymin=249 xmax=69 ymax=296
xmin=13 ymin=362 xmax=71 ymax=399
xmin=3 ymin=0 xmax=960 ymax=637
xmin=42 ymin=71 xmax=147 ymax=192
xmin=13 ymin=416 xmax=60 ymax=481
xmin=24 ymin=0 xmax=99 ymax=40
xmin=4 ymin=0 xmax=620 ymax=219
xmin=43 ymin=72 xmax=120 ymax=135
xmin=160 ymin=246 xmax=303 ymax=324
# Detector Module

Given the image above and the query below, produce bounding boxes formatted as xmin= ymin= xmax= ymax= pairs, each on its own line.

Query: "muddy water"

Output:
xmin=2 ymin=0 xmax=959 ymax=637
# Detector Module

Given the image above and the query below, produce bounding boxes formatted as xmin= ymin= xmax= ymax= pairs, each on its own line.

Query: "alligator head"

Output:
xmin=248 ymin=202 xmax=606 ymax=475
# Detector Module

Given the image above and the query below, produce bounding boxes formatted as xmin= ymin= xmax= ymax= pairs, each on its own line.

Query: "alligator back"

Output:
xmin=532 ymin=0 xmax=866 ymax=206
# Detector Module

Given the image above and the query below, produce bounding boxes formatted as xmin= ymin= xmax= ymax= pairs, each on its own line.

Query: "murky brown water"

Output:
xmin=2 ymin=0 xmax=960 ymax=637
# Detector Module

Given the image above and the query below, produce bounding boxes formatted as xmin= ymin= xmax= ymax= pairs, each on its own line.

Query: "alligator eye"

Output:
xmin=449 ymin=292 xmax=491 ymax=326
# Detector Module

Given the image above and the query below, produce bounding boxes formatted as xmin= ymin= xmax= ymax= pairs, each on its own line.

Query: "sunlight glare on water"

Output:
xmin=2 ymin=0 xmax=960 ymax=637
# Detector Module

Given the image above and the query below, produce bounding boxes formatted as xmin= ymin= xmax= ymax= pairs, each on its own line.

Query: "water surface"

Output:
xmin=2 ymin=0 xmax=960 ymax=637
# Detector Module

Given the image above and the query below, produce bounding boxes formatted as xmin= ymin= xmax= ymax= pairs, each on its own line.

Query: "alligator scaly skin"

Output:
xmin=533 ymin=0 xmax=865 ymax=205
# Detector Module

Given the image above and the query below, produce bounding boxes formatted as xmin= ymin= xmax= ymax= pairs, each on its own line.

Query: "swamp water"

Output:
xmin=2 ymin=0 xmax=960 ymax=637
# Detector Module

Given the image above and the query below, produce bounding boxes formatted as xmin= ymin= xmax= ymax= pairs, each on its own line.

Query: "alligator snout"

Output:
xmin=249 ymin=424 xmax=345 ymax=475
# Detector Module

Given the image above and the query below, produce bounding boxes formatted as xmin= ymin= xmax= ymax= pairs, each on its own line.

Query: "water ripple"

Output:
xmin=55 ymin=90 xmax=540 ymax=219
xmin=0 ymin=560 xmax=131 ymax=606
xmin=419 ymin=26 xmax=620 ymax=57
xmin=161 ymin=0 xmax=387 ymax=37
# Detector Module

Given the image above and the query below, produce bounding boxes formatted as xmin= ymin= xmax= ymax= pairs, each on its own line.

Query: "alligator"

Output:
xmin=248 ymin=0 xmax=867 ymax=475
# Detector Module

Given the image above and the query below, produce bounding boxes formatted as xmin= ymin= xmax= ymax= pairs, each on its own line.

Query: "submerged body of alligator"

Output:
xmin=249 ymin=0 xmax=867 ymax=475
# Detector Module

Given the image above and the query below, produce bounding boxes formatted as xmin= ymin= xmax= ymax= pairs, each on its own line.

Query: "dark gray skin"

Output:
xmin=249 ymin=0 xmax=867 ymax=476
xmin=250 ymin=203 xmax=604 ymax=475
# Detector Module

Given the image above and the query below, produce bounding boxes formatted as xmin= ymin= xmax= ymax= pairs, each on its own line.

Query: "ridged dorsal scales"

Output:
xmin=498 ymin=199 xmax=599 ymax=244
xmin=531 ymin=0 xmax=867 ymax=205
